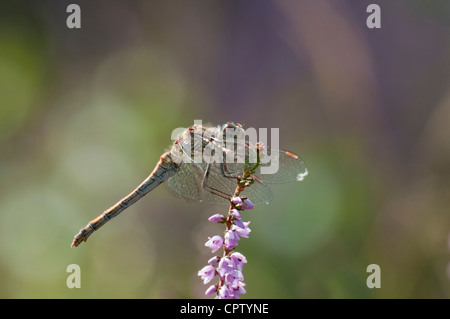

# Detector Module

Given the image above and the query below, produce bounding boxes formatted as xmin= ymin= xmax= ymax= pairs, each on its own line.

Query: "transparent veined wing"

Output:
xmin=254 ymin=149 xmax=308 ymax=184
xmin=164 ymin=162 xmax=205 ymax=203
xmin=204 ymin=162 xmax=273 ymax=205
xmin=165 ymin=162 xmax=273 ymax=206
xmin=214 ymin=144 xmax=308 ymax=184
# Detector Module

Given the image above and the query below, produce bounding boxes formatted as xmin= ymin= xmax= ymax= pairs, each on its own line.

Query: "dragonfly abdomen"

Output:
xmin=71 ymin=152 xmax=180 ymax=247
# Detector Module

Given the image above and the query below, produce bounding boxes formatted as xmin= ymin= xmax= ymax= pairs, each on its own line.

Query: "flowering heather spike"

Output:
xmin=198 ymin=143 xmax=266 ymax=298
xmin=199 ymin=206 xmax=251 ymax=299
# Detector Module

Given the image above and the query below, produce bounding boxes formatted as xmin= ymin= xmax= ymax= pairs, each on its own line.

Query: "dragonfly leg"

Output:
xmin=201 ymin=163 xmax=232 ymax=200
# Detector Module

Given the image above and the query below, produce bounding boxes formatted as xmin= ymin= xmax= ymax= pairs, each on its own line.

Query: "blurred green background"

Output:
xmin=0 ymin=0 xmax=449 ymax=298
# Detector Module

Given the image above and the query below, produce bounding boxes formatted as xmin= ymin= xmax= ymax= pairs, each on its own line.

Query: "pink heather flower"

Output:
xmin=207 ymin=256 xmax=220 ymax=265
xmin=233 ymin=218 xmax=245 ymax=229
xmin=232 ymin=221 xmax=251 ymax=238
xmin=242 ymin=198 xmax=254 ymax=210
xmin=198 ymin=265 xmax=216 ymax=284
xmin=224 ymin=230 xmax=239 ymax=250
xmin=231 ymin=209 xmax=241 ymax=219
xmin=217 ymin=286 xmax=233 ymax=299
xmin=232 ymin=282 xmax=247 ymax=297
xmin=205 ymin=285 xmax=217 ymax=296
xmin=217 ymin=256 xmax=232 ymax=278
xmin=225 ymin=269 xmax=244 ymax=289
xmin=208 ymin=214 xmax=225 ymax=223
xmin=205 ymin=235 xmax=223 ymax=253
xmin=229 ymin=252 xmax=247 ymax=271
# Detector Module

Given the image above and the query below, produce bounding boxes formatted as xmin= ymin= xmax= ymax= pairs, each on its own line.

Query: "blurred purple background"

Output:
xmin=0 ymin=0 xmax=449 ymax=298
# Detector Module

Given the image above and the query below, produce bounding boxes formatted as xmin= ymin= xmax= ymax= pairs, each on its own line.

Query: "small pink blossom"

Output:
xmin=198 ymin=265 xmax=216 ymax=284
xmin=205 ymin=235 xmax=223 ymax=253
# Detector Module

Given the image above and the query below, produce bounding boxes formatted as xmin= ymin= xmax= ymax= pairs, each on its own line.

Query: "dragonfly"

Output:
xmin=71 ymin=122 xmax=308 ymax=247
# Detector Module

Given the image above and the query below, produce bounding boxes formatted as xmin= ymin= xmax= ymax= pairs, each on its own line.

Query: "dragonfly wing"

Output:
xmin=165 ymin=162 xmax=231 ymax=205
xmin=199 ymin=163 xmax=273 ymax=206
xmin=164 ymin=163 xmax=204 ymax=203
xmin=238 ymin=180 xmax=273 ymax=205
xmin=165 ymin=162 xmax=230 ymax=205
xmin=255 ymin=149 xmax=308 ymax=184
xmin=165 ymin=162 xmax=273 ymax=206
